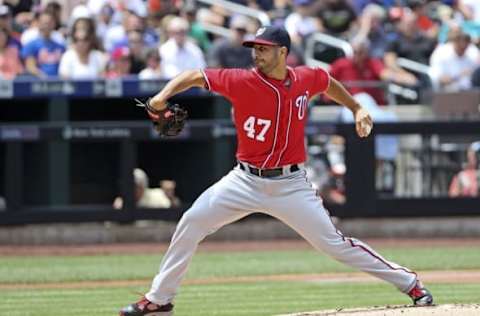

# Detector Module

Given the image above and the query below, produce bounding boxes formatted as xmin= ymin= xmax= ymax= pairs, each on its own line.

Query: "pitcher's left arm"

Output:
xmin=325 ymin=77 xmax=373 ymax=138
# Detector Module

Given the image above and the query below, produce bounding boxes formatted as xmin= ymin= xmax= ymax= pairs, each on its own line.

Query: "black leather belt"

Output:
xmin=238 ymin=162 xmax=300 ymax=178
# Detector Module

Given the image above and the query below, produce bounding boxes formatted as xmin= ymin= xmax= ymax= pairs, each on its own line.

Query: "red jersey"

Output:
xmin=329 ymin=57 xmax=386 ymax=105
xmin=202 ymin=66 xmax=330 ymax=168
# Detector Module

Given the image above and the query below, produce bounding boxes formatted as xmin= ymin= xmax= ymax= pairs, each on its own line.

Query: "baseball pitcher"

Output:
xmin=120 ymin=26 xmax=433 ymax=316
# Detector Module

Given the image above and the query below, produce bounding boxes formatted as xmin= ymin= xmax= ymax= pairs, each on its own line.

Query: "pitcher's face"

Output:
xmin=252 ymin=44 xmax=282 ymax=73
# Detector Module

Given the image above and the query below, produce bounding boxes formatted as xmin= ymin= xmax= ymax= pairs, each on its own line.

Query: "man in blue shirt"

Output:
xmin=21 ymin=11 xmax=65 ymax=77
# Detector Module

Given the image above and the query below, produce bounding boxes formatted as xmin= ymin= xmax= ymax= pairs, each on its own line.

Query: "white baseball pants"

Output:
xmin=146 ymin=166 xmax=417 ymax=305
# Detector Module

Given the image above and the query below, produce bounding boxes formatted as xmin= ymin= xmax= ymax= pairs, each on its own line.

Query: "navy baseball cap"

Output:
xmin=243 ymin=26 xmax=291 ymax=52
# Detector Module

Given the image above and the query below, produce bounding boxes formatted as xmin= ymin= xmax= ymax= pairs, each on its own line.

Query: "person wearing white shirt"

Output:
xmin=159 ymin=17 xmax=206 ymax=79
xmin=113 ymin=168 xmax=171 ymax=209
xmin=59 ymin=30 xmax=107 ymax=79
xmin=429 ymin=30 xmax=480 ymax=92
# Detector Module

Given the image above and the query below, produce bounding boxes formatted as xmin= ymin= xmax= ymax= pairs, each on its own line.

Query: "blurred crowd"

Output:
xmin=0 ymin=0 xmax=478 ymax=96
xmin=1 ymin=0 xmax=480 ymax=210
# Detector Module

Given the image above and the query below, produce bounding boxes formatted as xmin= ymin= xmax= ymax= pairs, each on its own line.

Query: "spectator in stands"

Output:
xmin=139 ymin=48 xmax=163 ymax=79
xmin=356 ymin=4 xmax=394 ymax=58
xmin=384 ymin=11 xmax=436 ymax=87
xmin=389 ymin=10 xmax=437 ymax=64
xmin=104 ymin=46 xmax=132 ymax=78
xmin=113 ymin=168 xmax=171 ymax=209
xmin=268 ymin=0 xmax=293 ymax=27
xmin=124 ymin=30 xmax=146 ymax=74
xmin=104 ymin=11 xmax=157 ymax=52
xmin=58 ymin=29 xmax=107 ymax=79
xmin=21 ymin=11 xmax=65 ymax=77
xmin=407 ymin=0 xmax=439 ymax=39
xmin=160 ymin=180 xmax=181 ymax=208
xmin=180 ymin=3 xmax=211 ymax=53
xmin=0 ymin=4 xmax=21 ymax=49
xmin=0 ymin=26 xmax=23 ymax=79
xmin=147 ymin=0 xmax=178 ymax=17
xmin=351 ymin=0 xmax=397 ymax=15
xmin=284 ymin=0 xmax=319 ymax=46
xmin=429 ymin=29 xmax=479 ymax=92
xmin=329 ymin=37 xmax=416 ymax=105
xmin=159 ymin=17 xmax=206 ymax=79
xmin=12 ymin=8 xmax=34 ymax=36
xmin=449 ymin=141 xmax=480 ymax=198
xmin=21 ymin=10 xmax=65 ymax=46
xmin=196 ymin=3 xmax=228 ymax=29
xmin=435 ymin=3 xmax=480 ymax=45
xmin=120 ymin=12 xmax=159 ymax=51
xmin=7 ymin=0 xmax=35 ymax=17
xmin=458 ymin=0 xmax=480 ymax=23
xmin=207 ymin=15 xmax=253 ymax=68
xmin=44 ymin=1 xmax=64 ymax=32
xmin=94 ymin=3 xmax=114 ymax=44
xmin=315 ymin=0 xmax=357 ymax=38
xmin=435 ymin=4 xmax=459 ymax=44
xmin=69 ymin=0 xmax=92 ymax=25
xmin=88 ymin=0 xmax=147 ymax=26
xmin=70 ymin=17 xmax=100 ymax=49
xmin=70 ymin=17 xmax=96 ymax=39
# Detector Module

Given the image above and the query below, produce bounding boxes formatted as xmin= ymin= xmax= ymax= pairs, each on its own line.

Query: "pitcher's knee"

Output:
xmin=315 ymin=235 xmax=350 ymax=257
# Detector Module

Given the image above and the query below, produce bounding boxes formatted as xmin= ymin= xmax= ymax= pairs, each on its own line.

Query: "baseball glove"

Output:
xmin=135 ymin=98 xmax=188 ymax=137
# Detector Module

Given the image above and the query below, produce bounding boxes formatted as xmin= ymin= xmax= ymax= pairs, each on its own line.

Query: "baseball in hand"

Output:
xmin=354 ymin=108 xmax=373 ymax=137
xmin=361 ymin=121 xmax=372 ymax=136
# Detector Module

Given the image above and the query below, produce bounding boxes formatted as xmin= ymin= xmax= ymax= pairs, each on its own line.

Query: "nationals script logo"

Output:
xmin=295 ymin=91 xmax=309 ymax=120
xmin=256 ymin=27 xmax=266 ymax=36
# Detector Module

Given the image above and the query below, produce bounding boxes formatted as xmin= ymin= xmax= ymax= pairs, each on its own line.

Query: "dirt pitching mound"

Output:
xmin=279 ymin=304 xmax=480 ymax=316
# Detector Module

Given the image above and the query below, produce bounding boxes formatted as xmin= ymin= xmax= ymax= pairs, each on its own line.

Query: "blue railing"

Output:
xmin=0 ymin=77 xmax=205 ymax=99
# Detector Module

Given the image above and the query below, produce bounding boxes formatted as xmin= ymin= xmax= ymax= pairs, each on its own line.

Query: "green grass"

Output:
xmin=0 ymin=246 xmax=479 ymax=284
xmin=1 ymin=283 xmax=480 ymax=316
xmin=1 ymin=245 xmax=480 ymax=315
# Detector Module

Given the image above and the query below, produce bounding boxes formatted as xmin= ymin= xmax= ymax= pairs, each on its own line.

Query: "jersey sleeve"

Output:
xmin=201 ymin=68 xmax=238 ymax=99
xmin=311 ymin=67 xmax=331 ymax=94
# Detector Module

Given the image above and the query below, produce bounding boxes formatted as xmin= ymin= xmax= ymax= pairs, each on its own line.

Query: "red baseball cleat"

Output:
xmin=119 ymin=297 xmax=174 ymax=316
xmin=408 ymin=280 xmax=434 ymax=306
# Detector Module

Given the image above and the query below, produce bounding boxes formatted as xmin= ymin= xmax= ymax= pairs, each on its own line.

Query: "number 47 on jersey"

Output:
xmin=243 ymin=116 xmax=272 ymax=142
